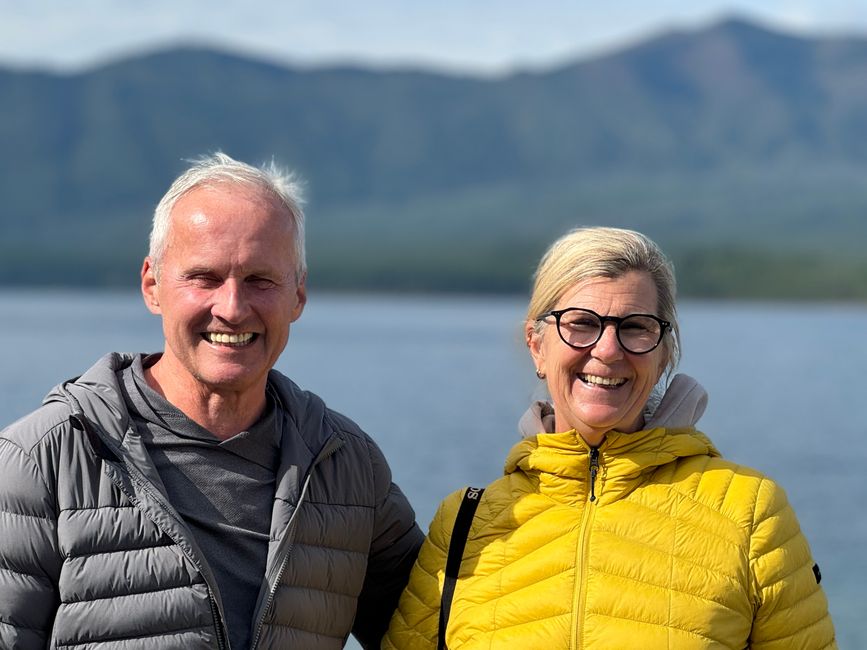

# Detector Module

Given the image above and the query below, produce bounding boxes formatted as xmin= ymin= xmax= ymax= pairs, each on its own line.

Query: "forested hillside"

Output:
xmin=2 ymin=18 xmax=866 ymax=297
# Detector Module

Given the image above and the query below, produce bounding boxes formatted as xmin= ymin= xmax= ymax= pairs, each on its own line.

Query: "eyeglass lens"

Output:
xmin=557 ymin=310 xmax=663 ymax=354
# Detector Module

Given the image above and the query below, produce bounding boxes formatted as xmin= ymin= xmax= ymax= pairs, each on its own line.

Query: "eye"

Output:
xmin=248 ymin=276 xmax=277 ymax=289
xmin=186 ymin=273 xmax=221 ymax=288
xmin=621 ymin=316 xmax=659 ymax=334
xmin=620 ymin=320 xmax=650 ymax=332
xmin=561 ymin=313 xmax=599 ymax=331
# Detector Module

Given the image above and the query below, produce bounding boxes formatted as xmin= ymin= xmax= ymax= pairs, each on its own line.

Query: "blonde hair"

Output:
xmin=527 ymin=226 xmax=680 ymax=373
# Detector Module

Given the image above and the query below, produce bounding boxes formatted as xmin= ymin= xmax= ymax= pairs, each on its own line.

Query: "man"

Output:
xmin=0 ymin=153 xmax=424 ymax=649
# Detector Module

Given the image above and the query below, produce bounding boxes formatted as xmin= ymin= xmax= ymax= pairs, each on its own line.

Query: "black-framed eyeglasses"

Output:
xmin=536 ymin=307 xmax=670 ymax=355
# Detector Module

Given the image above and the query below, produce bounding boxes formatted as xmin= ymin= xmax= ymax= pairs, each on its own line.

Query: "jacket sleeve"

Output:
xmin=381 ymin=489 xmax=464 ymax=650
xmin=0 ymin=433 xmax=62 ymax=649
xmin=351 ymin=436 xmax=426 ymax=649
xmin=748 ymin=477 xmax=836 ymax=649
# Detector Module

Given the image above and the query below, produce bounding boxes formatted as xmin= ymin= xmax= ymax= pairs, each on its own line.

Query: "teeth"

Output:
xmin=580 ymin=374 xmax=626 ymax=387
xmin=206 ymin=332 xmax=254 ymax=346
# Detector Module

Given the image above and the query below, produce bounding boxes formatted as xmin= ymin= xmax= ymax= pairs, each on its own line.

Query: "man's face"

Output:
xmin=141 ymin=183 xmax=306 ymax=399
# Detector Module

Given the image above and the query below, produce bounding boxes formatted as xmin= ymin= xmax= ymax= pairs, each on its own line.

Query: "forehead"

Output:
xmin=557 ymin=271 xmax=658 ymax=313
xmin=164 ymin=184 xmax=296 ymax=270
xmin=168 ymin=184 xmax=294 ymax=240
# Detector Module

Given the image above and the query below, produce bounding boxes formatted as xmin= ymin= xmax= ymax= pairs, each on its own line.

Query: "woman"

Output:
xmin=383 ymin=227 xmax=835 ymax=649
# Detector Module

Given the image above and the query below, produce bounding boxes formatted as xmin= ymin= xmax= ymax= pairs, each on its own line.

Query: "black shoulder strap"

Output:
xmin=438 ymin=486 xmax=484 ymax=650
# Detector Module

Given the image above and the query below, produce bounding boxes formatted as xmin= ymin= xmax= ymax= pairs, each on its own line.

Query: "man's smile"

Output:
xmin=203 ymin=332 xmax=257 ymax=346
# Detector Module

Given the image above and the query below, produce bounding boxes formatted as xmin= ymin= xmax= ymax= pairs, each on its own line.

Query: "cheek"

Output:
xmin=547 ymin=349 xmax=589 ymax=391
xmin=633 ymin=355 xmax=665 ymax=394
xmin=162 ymin=291 xmax=213 ymax=327
xmin=539 ymin=327 xmax=577 ymax=361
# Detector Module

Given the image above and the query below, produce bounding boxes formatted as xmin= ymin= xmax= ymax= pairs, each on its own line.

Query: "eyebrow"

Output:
xmin=179 ymin=266 xmax=216 ymax=277
xmin=180 ymin=266 xmax=290 ymax=281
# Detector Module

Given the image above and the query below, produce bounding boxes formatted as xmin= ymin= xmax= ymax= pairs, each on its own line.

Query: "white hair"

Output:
xmin=149 ymin=152 xmax=306 ymax=278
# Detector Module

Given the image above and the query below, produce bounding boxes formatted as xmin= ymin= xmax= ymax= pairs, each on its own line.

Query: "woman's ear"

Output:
xmin=526 ymin=321 xmax=546 ymax=374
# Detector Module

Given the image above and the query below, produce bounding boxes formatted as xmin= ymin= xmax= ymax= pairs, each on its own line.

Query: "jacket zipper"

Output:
xmin=571 ymin=445 xmax=601 ymax=650
xmin=249 ymin=435 xmax=345 ymax=650
xmin=588 ymin=447 xmax=600 ymax=503
xmin=124 ymin=465 xmax=230 ymax=649
xmin=207 ymin=594 xmax=228 ymax=650
xmin=84 ymin=419 xmax=231 ymax=650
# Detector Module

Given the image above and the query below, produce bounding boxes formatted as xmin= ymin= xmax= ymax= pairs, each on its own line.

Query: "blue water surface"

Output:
xmin=0 ymin=289 xmax=863 ymax=647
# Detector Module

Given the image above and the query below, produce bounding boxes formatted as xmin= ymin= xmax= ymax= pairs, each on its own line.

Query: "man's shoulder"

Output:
xmin=268 ymin=370 xmax=371 ymax=445
xmin=1 ymin=352 xmax=137 ymax=455
xmin=0 ymin=400 xmax=75 ymax=455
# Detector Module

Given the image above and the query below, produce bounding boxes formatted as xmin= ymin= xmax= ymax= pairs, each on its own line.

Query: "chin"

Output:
xmin=577 ymin=411 xmax=641 ymax=435
xmin=197 ymin=366 xmax=264 ymax=392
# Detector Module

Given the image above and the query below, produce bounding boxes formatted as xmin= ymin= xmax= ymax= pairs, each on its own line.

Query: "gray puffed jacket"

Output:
xmin=0 ymin=353 xmax=423 ymax=649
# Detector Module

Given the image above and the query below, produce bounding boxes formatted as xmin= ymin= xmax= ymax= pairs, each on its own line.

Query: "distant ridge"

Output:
xmin=1 ymin=17 xmax=866 ymax=297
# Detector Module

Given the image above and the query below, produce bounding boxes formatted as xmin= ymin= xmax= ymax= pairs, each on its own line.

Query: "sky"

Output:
xmin=2 ymin=1 xmax=867 ymax=75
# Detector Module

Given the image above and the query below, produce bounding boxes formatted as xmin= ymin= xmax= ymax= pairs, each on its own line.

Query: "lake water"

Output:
xmin=1 ymin=289 xmax=864 ymax=647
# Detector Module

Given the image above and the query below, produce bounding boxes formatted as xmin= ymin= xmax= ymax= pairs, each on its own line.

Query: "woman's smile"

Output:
xmin=577 ymin=373 xmax=627 ymax=388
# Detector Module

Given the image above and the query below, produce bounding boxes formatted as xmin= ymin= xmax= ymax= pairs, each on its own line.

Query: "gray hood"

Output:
xmin=43 ymin=352 xmax=138 ymax=450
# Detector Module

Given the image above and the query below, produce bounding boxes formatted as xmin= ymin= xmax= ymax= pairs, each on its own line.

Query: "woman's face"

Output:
xmin=527 ymin=271 xmax=667 ymax=445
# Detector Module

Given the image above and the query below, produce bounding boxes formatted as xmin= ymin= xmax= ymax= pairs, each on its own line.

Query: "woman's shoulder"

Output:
xmin=429 ymin=473 xmax=533 ymax=542
xmin=658 ymin=452 xmax=793 ymax=528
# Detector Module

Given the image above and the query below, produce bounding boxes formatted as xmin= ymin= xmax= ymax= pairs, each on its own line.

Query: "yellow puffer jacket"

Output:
xmin=383 ymin=427 xmax=835 ymax=649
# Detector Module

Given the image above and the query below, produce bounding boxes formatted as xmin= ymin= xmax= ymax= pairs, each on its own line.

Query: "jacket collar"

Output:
xmin=508 ymin=375 xmax=718 ymax=504
xmin=43 ymin=352 xmax=336 ymax=455
xmin=505 ymin=426 xmax=719 ymax=505
xmin=45 ymin=352 xmax=136 ymax=449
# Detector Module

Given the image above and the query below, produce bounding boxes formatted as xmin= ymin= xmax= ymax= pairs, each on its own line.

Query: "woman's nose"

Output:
xmin=591 ymin=322 xmax=624 ymax=360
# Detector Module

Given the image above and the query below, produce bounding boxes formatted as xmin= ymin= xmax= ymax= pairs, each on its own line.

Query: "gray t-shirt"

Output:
xmin=120 ymin=355 xmax=281 ymax=650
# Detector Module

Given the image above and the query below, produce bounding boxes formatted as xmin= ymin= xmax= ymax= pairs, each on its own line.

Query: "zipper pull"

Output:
xmin=588 ymin=446 xmax=600 ymax=503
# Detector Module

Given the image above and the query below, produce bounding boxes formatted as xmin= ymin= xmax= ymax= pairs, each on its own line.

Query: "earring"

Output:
xmin=535 ymin=368 xmax=546 ymax=379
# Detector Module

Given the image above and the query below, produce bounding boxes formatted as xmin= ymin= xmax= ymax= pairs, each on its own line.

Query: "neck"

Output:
xmin=578 ymin=430 xmax=606 ymax=447
xmin=144 ymin=363 xmax=267 ymax=441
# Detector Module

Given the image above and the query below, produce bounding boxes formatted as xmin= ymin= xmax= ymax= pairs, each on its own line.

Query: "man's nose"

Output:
xmin=211 ymin=280 xmax=250 ymax=323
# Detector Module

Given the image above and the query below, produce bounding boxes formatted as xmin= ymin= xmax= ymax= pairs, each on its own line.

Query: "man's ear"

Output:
xmin=141 ymin=257 xmax=161 ymax=315
xmin=289 ymin=272 xmax=307 ymax=323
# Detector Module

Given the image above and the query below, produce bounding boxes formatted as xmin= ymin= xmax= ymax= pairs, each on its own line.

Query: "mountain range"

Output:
xmin=1 ymin=17 xmax=866 ymax=297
